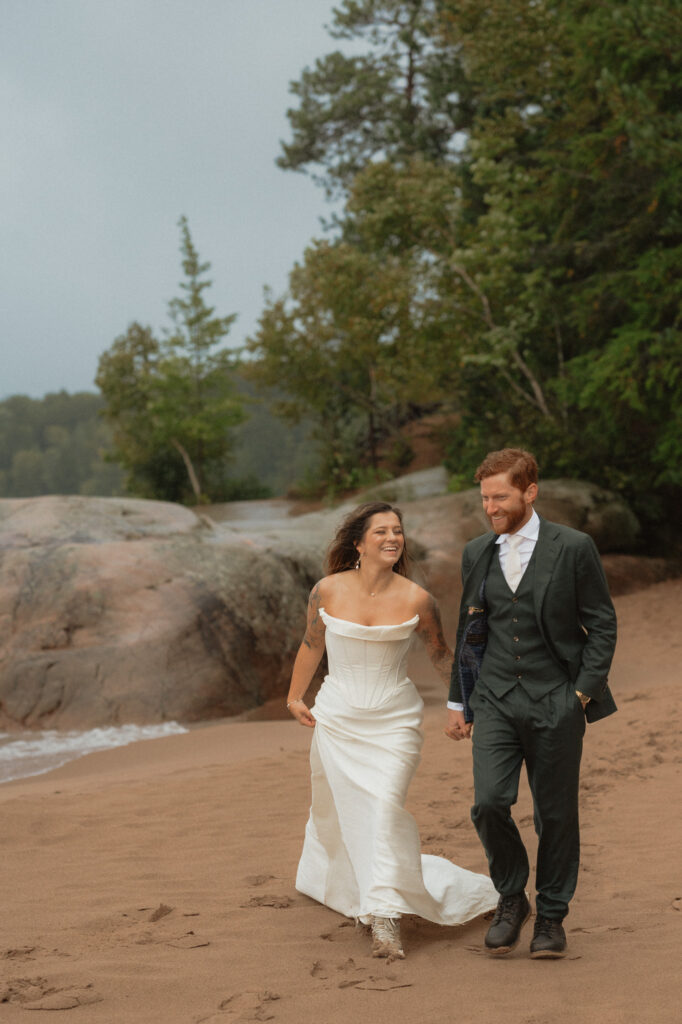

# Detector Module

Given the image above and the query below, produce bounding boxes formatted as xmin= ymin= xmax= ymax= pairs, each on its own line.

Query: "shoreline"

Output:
xmin=0 ymin=715 xmax=312 ymax=798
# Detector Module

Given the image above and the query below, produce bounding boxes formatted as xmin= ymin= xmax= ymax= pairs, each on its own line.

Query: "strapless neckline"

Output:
xmin=319 ymin=607 xmax=419 ymax=629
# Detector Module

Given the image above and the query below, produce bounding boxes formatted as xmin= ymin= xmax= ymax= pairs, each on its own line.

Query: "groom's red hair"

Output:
xmin=474 ymin=448 xmax=538 ymax=493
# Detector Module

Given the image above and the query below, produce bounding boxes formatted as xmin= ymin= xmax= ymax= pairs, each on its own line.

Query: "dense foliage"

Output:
xmin=249 ymin=0 xmax=681 ymax=538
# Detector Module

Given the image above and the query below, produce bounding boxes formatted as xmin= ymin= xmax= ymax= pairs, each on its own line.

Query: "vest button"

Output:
xmin=516 ymin=674 xmax=522 ymax=680
xmin=512 ymin=617 xmax=518 ymax=623
xmin=515 ymin=655 xmax=521 ymax=661
xmin=513 ymin=636 xmax=519 ymax=642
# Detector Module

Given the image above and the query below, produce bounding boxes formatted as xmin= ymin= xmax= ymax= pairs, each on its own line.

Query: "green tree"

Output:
xmin=94 ymin=323 xmax=178 ymax=498
xmin=260 ymin=0 xmax=681 ymax=531
xmin=96 ymin=218 xmax=246 ymax=503
xmin=247 ymin=220 xmax=451 ymax=493
xmin=434 ymin=0 xmax=682 ymax=532
xmin=278 ymin=0 xmax=473 ymax=194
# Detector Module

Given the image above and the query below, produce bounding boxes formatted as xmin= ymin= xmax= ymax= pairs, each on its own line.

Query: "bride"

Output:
xmin=286 ymin=501 xmax=497 ymax=959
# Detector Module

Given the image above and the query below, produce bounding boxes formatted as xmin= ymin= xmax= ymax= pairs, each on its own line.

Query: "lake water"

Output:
xmin=0 ymin=722 xmax=188 ymax=784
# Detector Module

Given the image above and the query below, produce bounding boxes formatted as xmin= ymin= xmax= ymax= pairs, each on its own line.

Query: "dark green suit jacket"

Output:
xmin=449 ymin=516 xmax=618 ymax=723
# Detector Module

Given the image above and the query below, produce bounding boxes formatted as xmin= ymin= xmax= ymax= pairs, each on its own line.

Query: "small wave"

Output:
xmin=0 ymin=722 xmax=188 ymax=784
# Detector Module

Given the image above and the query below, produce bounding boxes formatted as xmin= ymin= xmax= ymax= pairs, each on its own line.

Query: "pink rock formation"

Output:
xmin=0 ymin=475 xmax=656 ymax=731
xmin=0 ymin=496 xmax=318 ymax=730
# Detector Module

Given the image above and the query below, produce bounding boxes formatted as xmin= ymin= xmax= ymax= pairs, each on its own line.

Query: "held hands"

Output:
xmin=445 ymin=708 xmax=472 ymax=742
xmin=287 ymin=698 xmax=316 ymax=728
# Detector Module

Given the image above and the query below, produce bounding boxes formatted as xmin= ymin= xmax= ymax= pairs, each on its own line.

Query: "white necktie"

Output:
xmin=505 ymin=534 xmax=524 ymax=592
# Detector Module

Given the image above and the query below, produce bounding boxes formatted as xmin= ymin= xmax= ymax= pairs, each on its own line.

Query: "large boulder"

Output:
xmin=534 ymin=478 xmax=640 ymax=552
xmin=0 ymin=474 xmax=649 ymax=732
xmin=0 ymin=497 xmax=319 ymax=731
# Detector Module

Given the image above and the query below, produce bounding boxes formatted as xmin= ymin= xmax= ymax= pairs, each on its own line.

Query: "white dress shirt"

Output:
xmin=496 ymin=508 xmax=540 ymax=582
xmin=448 ymin=509 xmax=540 ymax=712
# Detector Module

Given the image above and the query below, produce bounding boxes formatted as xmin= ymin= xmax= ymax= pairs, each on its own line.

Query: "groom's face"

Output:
xmin=480 ymin=471 xmax=537 ymax=535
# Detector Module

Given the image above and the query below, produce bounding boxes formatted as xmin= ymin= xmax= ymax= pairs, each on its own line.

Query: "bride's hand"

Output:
xmin=288 ymin=701 xmax=316 ymax=728
xmin=445 ymin=708 xmax=472 ymax=741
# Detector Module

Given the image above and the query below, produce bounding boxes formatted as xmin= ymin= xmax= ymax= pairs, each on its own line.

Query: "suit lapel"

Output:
xmin=466 ymin=533 xmax=498 ymax=605
xmin=533 ymin=516 xmax=563 ymax=625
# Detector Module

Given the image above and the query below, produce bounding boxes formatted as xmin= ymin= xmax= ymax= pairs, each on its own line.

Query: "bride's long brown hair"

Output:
xmin=326 ymin=502 xmax=409 ymax=577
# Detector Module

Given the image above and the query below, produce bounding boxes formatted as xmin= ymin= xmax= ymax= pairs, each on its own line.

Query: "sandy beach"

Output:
xmin=1 ymin=577 xmax=680 ymax=1023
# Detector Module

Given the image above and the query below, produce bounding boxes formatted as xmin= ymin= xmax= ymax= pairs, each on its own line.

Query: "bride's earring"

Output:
xmin=355 ymin=552 xmax=361 ymax=570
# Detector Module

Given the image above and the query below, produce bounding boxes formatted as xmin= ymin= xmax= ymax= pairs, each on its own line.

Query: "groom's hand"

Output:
xmin=445 ymin=708 xmax=472 ymax=741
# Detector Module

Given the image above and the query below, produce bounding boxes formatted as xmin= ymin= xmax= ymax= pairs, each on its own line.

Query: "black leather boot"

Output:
xmin=530 ymin=915 xmax=567 ymax=958
xmin=484 ymin=892 xmax=531 ymax=954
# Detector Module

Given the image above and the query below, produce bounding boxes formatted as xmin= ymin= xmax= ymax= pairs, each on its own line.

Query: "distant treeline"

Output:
xmin=0 ymin=386 xmax=315 ymax=501
xmin=0 ymin=391 xmax=124 ymax=498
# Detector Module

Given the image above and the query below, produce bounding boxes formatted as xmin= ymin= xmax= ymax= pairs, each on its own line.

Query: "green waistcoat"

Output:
xmin=479 ymin=548 xmax=569 ymax=700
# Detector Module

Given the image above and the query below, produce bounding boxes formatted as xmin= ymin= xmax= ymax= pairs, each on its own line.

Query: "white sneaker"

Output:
xmin=370 ymin=916 xmax=405 ymax=959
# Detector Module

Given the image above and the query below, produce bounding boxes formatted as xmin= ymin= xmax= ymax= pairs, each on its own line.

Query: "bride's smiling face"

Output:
xmin=356 ymin=512 xmax=404 ymax=567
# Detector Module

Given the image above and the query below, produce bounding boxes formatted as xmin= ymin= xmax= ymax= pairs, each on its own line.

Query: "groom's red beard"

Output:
xmin=486 ymin=500 xmax=529 ymax=535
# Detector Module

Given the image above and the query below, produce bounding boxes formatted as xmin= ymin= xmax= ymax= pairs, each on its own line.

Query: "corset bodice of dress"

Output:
xmin=319 ymin=608 xmax=419 ymax=708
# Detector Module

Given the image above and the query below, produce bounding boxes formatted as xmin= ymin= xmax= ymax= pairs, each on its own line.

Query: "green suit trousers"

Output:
xmin=469 ymin=681 xmax=586 ymax=919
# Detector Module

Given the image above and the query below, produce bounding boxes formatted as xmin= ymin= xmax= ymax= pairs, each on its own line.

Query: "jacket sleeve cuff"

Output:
xmin=573 ymin=678 xmax=603 ymax=702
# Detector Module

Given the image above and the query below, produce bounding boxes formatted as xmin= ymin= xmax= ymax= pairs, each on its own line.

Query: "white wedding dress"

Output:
xmin=295 ymin=609 xmax=497 ymax=924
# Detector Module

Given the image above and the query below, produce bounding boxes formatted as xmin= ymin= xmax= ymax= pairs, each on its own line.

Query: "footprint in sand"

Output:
xmin=241 ymin=895 xmax=293 ymax=909
xmin=145 ymin=903 xmax=210 ymax=946
xmin=309 ymin=956 xmax=412 ymax=991
xmin=320 ymin=920 xmax=353 ymax=942
xmin=197 ymin=989 xmax=280 ymax=1022
xmin=336 ymin=957 xmax=372 ymax=989
xmin=166 ymin=931 xmax=211 ymax=949
xmin=440 ymin=817 xmax=468 ymax=830
xmin=427 ymin=799 xmax=451 ymax=810
xmin=336 ymin=960 xmax=413 ymax=991
xmin=311 ymin=956 xmax=363 ymax=985
xmin=244 ymin=874 xmax=275 ymax=887
xmin=2 ymin=947 xmax=37 ymax=961
xmin=149 ymin=902 xmax=174 ymax=922
xmin=1 ymin=977 xmax=102 ymax=1010
xmin=117 ymin=904 xmax=209 ymax=949
xmin=354 ymin=974 xmax=413 ymax=991
xmin=569 ymin=924 xmax=635 ymax=935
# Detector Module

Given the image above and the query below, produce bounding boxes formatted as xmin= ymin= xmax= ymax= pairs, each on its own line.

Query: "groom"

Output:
xmin=446 ymin=448 xmax=617 ymax=958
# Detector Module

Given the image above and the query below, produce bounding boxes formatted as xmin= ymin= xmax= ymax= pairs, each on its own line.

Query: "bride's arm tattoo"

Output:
xmin=419 ymin=594 xmax=453 ymax=682
xmin=302 ymin=583 xmax=325 ymax=650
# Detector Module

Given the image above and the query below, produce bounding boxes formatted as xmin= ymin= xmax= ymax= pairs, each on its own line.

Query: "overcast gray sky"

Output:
xmin=1 ymin=0 xmax=345 ymax=400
